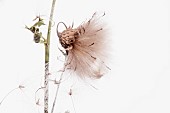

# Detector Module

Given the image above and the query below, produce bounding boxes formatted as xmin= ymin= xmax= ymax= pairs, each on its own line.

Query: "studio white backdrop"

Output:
xmin=0 ymin=0 xmax=169 ymax=113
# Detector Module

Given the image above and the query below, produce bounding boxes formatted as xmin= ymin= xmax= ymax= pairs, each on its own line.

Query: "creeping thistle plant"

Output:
xmin=1 ymin=0 xmax=111 ymax=113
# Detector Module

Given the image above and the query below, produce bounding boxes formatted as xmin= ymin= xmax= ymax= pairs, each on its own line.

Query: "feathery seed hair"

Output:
xmin=57 ymin=12 xmax=111 ymax=79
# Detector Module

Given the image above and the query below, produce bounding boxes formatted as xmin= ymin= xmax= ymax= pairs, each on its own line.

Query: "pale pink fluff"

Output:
xmin=58 ymin=12 xmax=111 ymax=79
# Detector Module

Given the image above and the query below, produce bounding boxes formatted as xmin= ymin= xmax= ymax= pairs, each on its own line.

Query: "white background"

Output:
xmin=0 ymin=0 xmax=169 ymax=113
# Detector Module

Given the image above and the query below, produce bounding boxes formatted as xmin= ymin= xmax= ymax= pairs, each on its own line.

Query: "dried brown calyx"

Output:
xmin=57 ymin=22 xmax=79 ymax=51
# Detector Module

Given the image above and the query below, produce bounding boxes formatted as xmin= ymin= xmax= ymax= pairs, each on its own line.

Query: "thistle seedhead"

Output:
xmin=57 ymin=12 xmax=111 ymax=79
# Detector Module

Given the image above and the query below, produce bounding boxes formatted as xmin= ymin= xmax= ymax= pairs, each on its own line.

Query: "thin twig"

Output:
xmin=0 ymin=85 xmax=25 ymax=105
xmin=51 ymin=65 xmax=66 ymax=113
xmin=70 ymin=96 xmax=76 ymax=113
xmin=69 ymin=89 xmax=77 ymax=113
xmin=0 ymin=88 xmax=18 ymax=105
xmin=35 ymin=86 xmax=45 ymax=104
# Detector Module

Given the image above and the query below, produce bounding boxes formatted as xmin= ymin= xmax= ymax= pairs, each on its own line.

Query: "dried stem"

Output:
xmin=0 ymin=88 xmax=18 ymax=105
xmin=44 ymin=0 xmax=57 ymax=113
xmin=51 ymin=64 xmax=67 ymax=113
xmin=51 ymin=73 xmax=63 ymax=113
xmin=44 ymin=63 xmax=49 ymax=113
xmin=0 ymin=85 xmax=25 ymax=106
xmin=70 ymin=93 xmax=76 ymax=113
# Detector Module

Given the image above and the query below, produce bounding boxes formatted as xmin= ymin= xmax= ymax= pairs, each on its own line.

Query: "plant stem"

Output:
xmin=51 ymin=62 xmax=68 ymax=113
xmin=44 ymin=0 xmax=57 ymax=113
xmin=44 ymin=62 xmax=49 ymax=113
xmin=51 ymin=73 xmax=63 ymax=113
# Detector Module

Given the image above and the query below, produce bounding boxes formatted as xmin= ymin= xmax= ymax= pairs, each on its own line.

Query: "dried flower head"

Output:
xmin=57 ymin=12 xmax=111 ymax=79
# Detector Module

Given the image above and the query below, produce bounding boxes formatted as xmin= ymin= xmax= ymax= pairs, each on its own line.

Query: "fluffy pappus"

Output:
xmin=57 ymin=12 xmax=111 ymax=79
